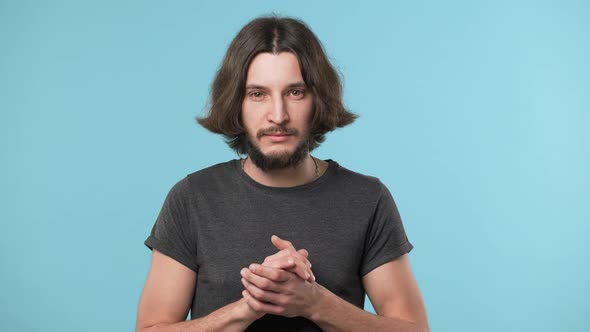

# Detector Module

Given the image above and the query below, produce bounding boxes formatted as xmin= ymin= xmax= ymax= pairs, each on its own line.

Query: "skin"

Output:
xmin=240 ymin=51 xmax=326 ymax=188
xmin=135 ymin=51 xmax=428 ymax=331
xmin=243 ymin=237 xmax=430 ymax=331
xmin=260 ymin=235 xmax=315 ymax=282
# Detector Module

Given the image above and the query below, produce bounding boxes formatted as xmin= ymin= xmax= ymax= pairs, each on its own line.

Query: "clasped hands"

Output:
xmin=240 ymin=235 xmax=321 ymax=319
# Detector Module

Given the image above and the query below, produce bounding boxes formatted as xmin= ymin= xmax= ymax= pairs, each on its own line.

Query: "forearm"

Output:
xmin=308 ymin=285 xmax=428 ymax=332
xmin=139 ymin=298 xmax=258 ymax=332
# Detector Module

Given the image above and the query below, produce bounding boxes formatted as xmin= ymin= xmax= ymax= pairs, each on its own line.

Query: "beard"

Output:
xmin=244 ymin=127 xmax=310 ymax=171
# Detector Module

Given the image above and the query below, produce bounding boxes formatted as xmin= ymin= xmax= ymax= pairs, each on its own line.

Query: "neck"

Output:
xmin=241 ymin=154 xmax=324 ymax=188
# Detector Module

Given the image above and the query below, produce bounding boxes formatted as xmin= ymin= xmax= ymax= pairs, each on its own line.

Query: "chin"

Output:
xmin=262 ymin=145 xmax=296 ymax=155
xmin=246 ymin=137 xmax=310 ymax=171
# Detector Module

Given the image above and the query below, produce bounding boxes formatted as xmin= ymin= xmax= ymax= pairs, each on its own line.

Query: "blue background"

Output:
xmin=1 ymin=1 xmax=588 ymax=331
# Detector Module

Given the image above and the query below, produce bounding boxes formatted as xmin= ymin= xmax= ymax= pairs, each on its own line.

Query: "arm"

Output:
xmin=241 ymin=253 xmax=429 ymax=331
xmin=309 ymin=253 xmax=429 ymax=331
xmin=135 ymin=249 xmax=261 ymax=332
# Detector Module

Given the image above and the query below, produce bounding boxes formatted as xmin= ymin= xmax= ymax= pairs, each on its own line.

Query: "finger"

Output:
xmin=240 ymin=278 xmax=282 ymax=304
xmin=262 ymin=243 xmax=309 ymax=266
xmin=282 ymin=266 xmax=315 ymax=283
xmin=249 ymin=263 xmax=295 ymax=282
xmin=240 ymin=267 xmax=281 ymax=292
xmin=263 ymin=252 xmax=315 ymax=283
xmin=264 ymin=250 xmax=312 ymax=269
xmin=263 ymin=250 xmax=294 ymax=265
xmin=297 ymin=248 xmax=309 ymax=259
xmin=296 ymin=249 xmax=311 ymax=268
xmin=263 ymin=255 xmax=298 ymax=270
xmin=271 ymin=235 xmax=295 ymax=251
xmin=242 ymin=289 xmax=286 ymax=316
xmin=262 ymin=256 xmax=312 ymax=282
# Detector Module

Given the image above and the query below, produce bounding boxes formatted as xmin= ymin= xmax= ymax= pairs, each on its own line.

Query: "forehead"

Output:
xmin=245 ymin=52 xmax=304 ymax=86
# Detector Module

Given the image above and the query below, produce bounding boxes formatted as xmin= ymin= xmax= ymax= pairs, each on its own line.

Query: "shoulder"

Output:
xmin=168 ymin=160 xmax=237 ymax=196
xmin=186 ymin=160 xmax=236 ymax=183
xmin=328 ymin=160 xmax=390 ymax=200
xmin=331 ymin=160 xmax=388 ymax=191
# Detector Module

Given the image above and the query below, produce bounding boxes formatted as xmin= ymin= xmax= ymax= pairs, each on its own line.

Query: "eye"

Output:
xmin=289 ymin=89 xmax=306 ymax=99
xmin=249 ymin=91 xmax=265 ymax=101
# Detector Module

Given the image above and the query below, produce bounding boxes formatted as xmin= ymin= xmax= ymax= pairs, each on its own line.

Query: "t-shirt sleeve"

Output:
xmin=144 ymin=177 xmax=199 ymax=272
xmin=360 ymin=180 xmax=414 ymax=276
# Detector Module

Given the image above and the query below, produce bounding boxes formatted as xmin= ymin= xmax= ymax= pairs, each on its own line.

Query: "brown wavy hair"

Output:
xmin=196 ymin=14 xmax=358 ymax=154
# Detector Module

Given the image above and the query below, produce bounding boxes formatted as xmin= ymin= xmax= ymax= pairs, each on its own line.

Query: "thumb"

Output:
xmin=271 ymin=235 xmax=295 ymax=251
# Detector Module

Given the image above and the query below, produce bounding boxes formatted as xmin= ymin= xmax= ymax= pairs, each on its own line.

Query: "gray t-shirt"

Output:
xmin=144 ymin=159 xmax=413 ymax=331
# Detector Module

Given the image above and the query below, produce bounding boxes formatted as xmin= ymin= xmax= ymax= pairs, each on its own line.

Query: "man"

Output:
xmin=136 ymin=15 xmax=429 ymax=332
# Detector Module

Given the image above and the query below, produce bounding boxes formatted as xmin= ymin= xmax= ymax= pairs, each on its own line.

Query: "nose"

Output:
xmin=268 ymin=96 xmax=289 ymax=124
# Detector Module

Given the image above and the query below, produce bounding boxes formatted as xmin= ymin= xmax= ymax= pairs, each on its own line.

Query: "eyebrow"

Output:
xmin=245 ymin=81 xmax=307 ymax=90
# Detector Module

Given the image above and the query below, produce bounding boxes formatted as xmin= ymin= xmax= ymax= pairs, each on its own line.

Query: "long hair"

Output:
xmin=197 ymin=15 xmax=358 ymax=154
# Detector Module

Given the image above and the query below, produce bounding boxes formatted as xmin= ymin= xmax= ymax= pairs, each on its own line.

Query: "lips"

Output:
xmin=257 ymin=128 xmax=298 ymax=139
xmin=264 ymin=133 xmax=292 ymax=142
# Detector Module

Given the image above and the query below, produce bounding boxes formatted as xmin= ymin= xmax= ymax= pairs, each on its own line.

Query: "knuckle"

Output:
xmin=278 ymin=271 xmax=287 ymax=280
xmin=265 ymin=254 xmax=278 ymax=262
xmin=259 ymin=279 xmax=271 ymax=289
xmin=294 ymin=255 xmax=305 ymax=265
xmin=273 ymin=270 xmax=285 ymax=280
xmin=250 ymin=286 xmax=263 ymax=298
xmin=276 ymin=296 xmax=289 ymax=306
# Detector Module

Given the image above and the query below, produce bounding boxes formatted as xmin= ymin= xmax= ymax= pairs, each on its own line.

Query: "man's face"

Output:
xmin=241 ymin=52 xmax=314 ymax=171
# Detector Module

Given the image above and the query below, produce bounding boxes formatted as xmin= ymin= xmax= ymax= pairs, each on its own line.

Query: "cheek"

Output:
xmin=241 ymin=104 xmax=258 ymax=129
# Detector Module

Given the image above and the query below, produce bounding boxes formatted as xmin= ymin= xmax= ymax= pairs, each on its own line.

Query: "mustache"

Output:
xmin=256 ymin=127 xmax=298 ymax=139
